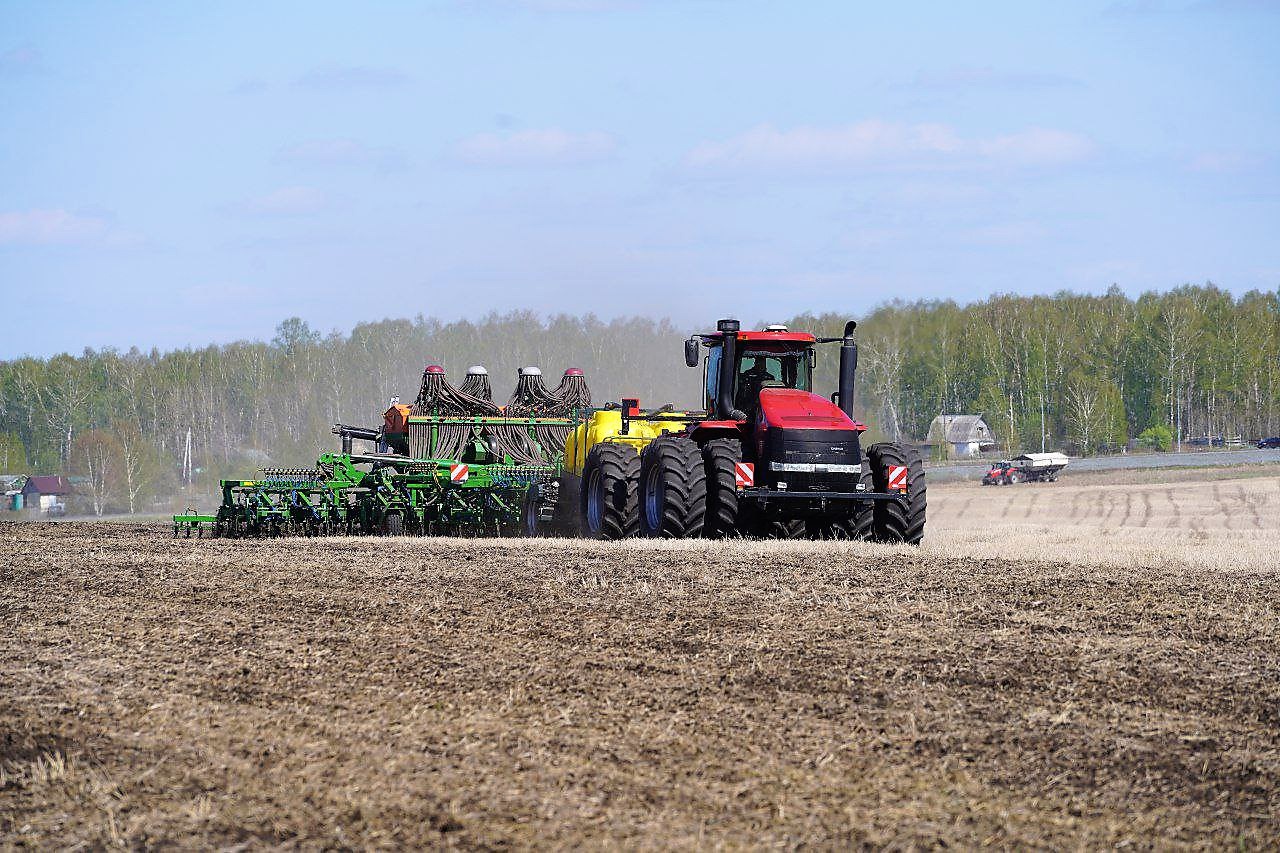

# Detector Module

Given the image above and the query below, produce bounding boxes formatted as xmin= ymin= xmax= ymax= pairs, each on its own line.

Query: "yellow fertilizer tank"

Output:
xmin=563 ymin=408 xmax=688 ymax=476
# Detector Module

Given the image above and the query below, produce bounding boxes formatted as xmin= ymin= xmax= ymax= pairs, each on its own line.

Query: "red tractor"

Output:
xmin=581 ymin=319 xmax=925 ymax=542
xmin=982 ymin=461 xmax=1020 ymax=486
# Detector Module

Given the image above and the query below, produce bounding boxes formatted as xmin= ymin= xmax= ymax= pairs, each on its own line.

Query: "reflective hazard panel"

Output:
xmin=887 ymin=465 xmax=908 ymax=492
xmin=450 ymin=463 xmax=469 ymax=483
xmin=734 ymin=461 xmax=755 ymax=488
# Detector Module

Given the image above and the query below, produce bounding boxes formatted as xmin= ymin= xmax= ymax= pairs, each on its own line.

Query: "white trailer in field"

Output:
xmin=1014 ymin=452 xmax=1069 ymax=481
xmin=982 ymin=452 xmax=1069 ymax=485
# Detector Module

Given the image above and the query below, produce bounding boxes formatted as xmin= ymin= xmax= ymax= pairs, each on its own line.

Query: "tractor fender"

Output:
xmin=689 ymin=421 xmax=747 ymax=444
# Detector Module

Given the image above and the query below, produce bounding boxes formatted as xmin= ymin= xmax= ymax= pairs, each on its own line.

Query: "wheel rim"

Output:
xmin=586 ymin=469 xmax=603 ymax=532
xmin=644 ymin=463 xmax=663 ymax=532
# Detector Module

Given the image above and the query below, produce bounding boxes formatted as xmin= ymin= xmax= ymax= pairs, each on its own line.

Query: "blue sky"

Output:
xmin=1 ymin=0 xmax=1277 ymax=357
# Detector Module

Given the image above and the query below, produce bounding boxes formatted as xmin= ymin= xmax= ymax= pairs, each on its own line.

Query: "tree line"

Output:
xmin=1 ymin=284 xmax=1276 ymax=514
xmin=809 ymin=284 xmax=1279 ymax=457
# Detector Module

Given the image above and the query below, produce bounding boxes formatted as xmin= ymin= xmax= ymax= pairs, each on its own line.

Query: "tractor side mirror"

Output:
xmin=684 ymin=338 xmax=700 ymax=368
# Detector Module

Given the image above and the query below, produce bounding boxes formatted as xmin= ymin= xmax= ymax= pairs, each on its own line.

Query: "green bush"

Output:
xmin=1137 ymin=424 xmax=1173 ymax=452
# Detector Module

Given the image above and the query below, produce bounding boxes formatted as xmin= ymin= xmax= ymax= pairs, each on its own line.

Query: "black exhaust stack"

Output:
xmin=837 ymin=320 xmax=858 ymax=419
xmin=716 ymin=318 xmax=746 ymax=420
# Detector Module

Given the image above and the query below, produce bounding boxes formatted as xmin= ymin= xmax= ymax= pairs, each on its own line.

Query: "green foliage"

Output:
xmin=784 ymin=283 xmax=1278 ymax=452
xmin=111 ymin=418 xmax=167 ymax=514
xmin=0 ymin=431 xmax=28 ymax=472
xmin=1137 ymin=424 xmax=1174 ymax=452
xmin=1064 ymin=372 xmax=1127 ymax=456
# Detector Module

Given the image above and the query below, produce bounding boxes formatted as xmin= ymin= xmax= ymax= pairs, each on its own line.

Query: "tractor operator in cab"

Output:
xmin=735 ymin=357 xmax=777 ymax=414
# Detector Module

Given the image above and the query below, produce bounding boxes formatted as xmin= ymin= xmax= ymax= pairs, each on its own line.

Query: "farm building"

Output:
xmin=928 ymin=415 xmax=995 ymax=458
xmin=21 ymin=475 xmax=73 ymax=513
xmin=1 ymin=475 xmax=22 ymax=511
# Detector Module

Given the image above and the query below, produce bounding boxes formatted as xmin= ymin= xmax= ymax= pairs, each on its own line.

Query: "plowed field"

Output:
xmin=3 ymin=473 xmax=1278 ymax=848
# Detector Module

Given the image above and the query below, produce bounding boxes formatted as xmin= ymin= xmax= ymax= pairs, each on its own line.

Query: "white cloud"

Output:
xmin=276 ymin=138 xmax=406 ymax=172
xmin=976 ymin=128 xmax=1096 ymax=166
xmin=1187 ymin=150 xmax=1264 ymax=172
xmin=235 ymin=186 xmax=326 ymax=216
xmin=685 ymin=120 xmax=1095 ymax=173
xmin=0 ymin=209 xmax=110 ymax=245
xmin=452 ymin=129 xmax=618 ymax=166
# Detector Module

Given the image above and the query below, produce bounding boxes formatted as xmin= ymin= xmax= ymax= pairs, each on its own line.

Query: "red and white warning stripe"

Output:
xmin=449 ymin=463 xmax=469 ymax=483
xmin=886 ymin=465 xmax=909 ymax=492
xmin=734 ymin=461 xmax=755 ymax=488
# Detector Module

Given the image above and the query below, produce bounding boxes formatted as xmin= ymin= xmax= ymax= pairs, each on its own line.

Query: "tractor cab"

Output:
xmin=687 ymin=319 xmax=860 ymax=427
xmin=700 ymin=326 xmax=816 ymax=417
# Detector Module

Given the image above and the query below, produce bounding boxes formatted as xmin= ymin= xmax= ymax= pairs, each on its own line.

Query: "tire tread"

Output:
xmin=868 ymin=442 xmax=927 ymax=545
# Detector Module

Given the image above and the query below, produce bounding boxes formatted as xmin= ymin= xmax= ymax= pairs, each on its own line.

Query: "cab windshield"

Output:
xmin=733 ymin=349 xmax=811 ymax=411
xmin=704 ymin=344 xmax=814 ymax=412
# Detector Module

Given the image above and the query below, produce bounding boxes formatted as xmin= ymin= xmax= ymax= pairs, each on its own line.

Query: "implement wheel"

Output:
xmin=383 ymin=511 xmax=404 ymax=536
xmin=551 ymin=475 xmax=581 ymax=537
xmin=639 ymin=435 xmax=706 ymax=538
xmin=868 ymin=442 xmax=926 ymax=544
xmin=525 ymin=477 xmax=581 ymax=537
xmin=522 ymin=483 xmax=554 ymax=537
xmin=581 ymin=443 xmax=640 ymax=539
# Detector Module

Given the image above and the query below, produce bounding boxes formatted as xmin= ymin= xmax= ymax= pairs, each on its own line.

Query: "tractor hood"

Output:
xmin=757 ymin=388 xmax=862 ymax=431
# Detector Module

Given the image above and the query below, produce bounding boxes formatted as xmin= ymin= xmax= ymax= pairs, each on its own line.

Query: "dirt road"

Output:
xmin=2 ymin=474 xmax=1278 ymax=848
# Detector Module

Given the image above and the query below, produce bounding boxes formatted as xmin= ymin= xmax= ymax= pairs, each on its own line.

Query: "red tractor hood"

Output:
xmin=757 ymin=388 xmax=864 ymax=431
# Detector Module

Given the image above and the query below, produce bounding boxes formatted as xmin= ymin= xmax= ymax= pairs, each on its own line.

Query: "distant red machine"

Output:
xmin=982 ymin=452 xmax=1069 ymax=485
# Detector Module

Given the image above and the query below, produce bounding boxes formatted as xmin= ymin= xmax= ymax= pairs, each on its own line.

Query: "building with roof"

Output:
xmin=1 ymin=475 xmax=24 ymax=511
xmin=928 ymin=415 xmax=995 ymax=458
xmin=21 ymin=476 xmax=73 ymax=513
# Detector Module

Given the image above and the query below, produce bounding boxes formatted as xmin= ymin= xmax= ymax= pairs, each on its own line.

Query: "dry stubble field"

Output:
xmin=3 ymin=469 xmax=1279 ymax=848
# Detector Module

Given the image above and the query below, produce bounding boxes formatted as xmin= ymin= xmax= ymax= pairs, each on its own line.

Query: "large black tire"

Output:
xmin=639 ymin=435 xmax=706 ymax=538
xmin=383 ymin=511 xmax=404 ymax=536
xmin=581 ymin=443 xmax=641 ymax=539
xmin=702 ymin=438 xmax=744 ymax=538
xmin=868 ymin=442 xmax=926 ymax=544
xmin=552 ymin=474 xmax=582 ymax=537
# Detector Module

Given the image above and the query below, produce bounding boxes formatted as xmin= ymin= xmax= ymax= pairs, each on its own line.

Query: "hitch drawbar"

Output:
xmin=742 ymin=489 xmax=905 ymax=501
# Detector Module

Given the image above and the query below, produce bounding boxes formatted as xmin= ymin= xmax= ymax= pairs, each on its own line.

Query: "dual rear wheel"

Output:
xmin=571 ymin=435 xmax=709 ymax=540
xmin=639 ymin=436 xmax=706 ymax=538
